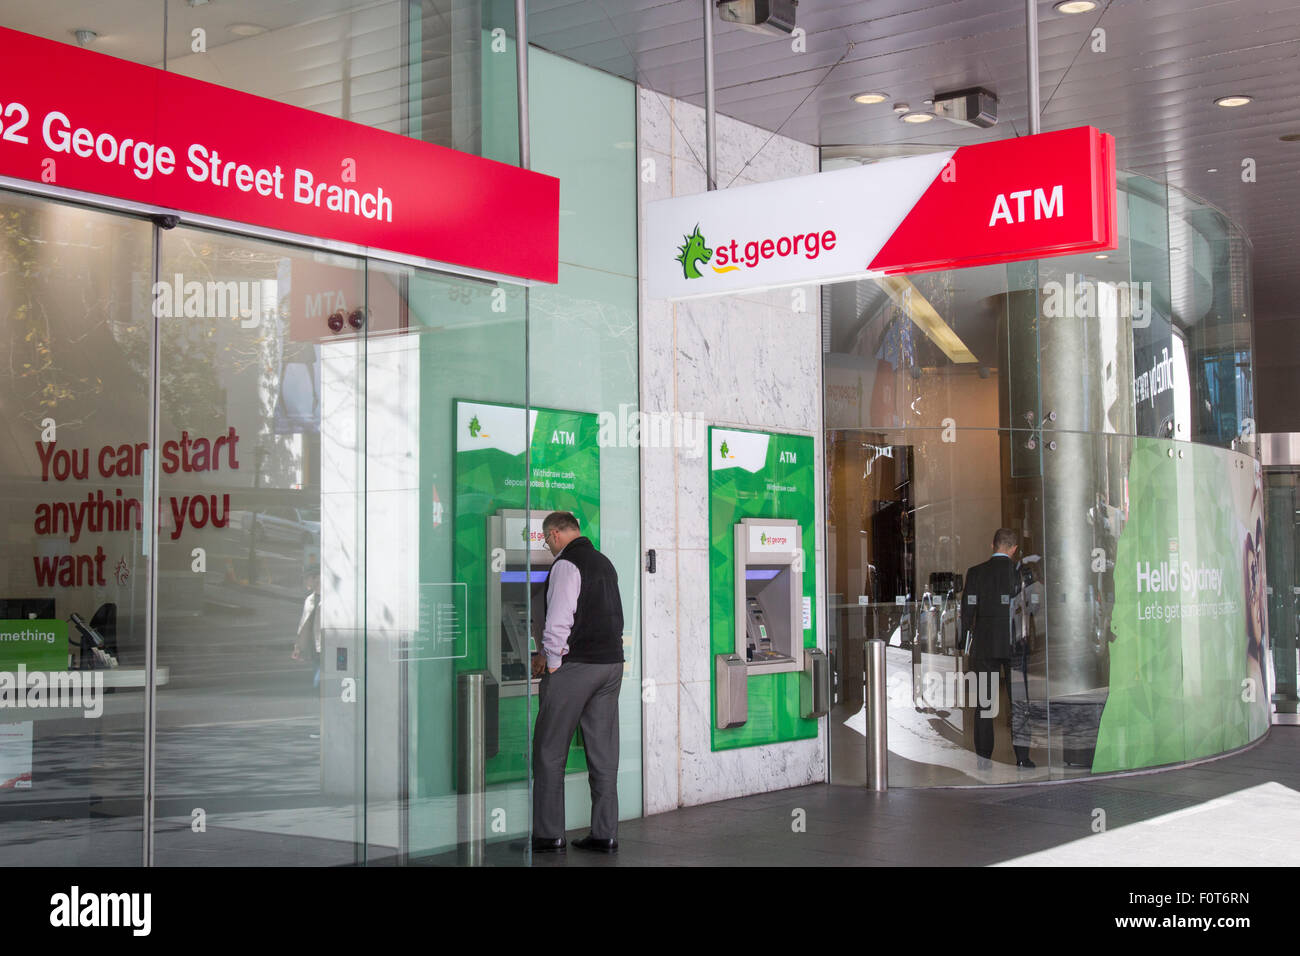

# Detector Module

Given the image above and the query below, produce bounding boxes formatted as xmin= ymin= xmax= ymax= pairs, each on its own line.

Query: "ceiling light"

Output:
xmin=1214 ymin=95 xmax=1252 ymax=108
xmin=1053 ymin=1 xmax=1098 ymax=13
xmin=1280 ymin=133 xmax=1300 ymax=142
xmin=900 ymin=112 xmax=935 ymax=124
xmin=1094 ymin=254 xmax=1109 ymax=260
xmin=72 ymin=28 xmax=98 ymax=46
xmin=1207 ymin=167 xmax=1218 ymax=173
xmin=228 ymin=22 xmax=267 ymax=36
xmin=852 ymin=92 xmax=888 ymax=105
xmin=893 ymin=102 xmax=910 ymax=114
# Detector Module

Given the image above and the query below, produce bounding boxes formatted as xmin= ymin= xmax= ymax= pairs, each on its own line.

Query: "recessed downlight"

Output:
xmin=228 ymin=22 xmax=267 ymax=36
xmin=851 ymin=92 xmax=888 ymax=105
xmin=1214 ymin=94 xmax=1252 ymax=108
xmin=900 ymin=111 xmax=935 ymax=124
xmin=1094 ymin=254 xmax=1109 ymax=260
xmin=1053 ymin=0 xmax=1098 ymax=12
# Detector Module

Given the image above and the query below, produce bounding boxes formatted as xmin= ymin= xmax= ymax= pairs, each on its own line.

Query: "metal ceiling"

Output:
xmin=529 ymin=0 xmax=1300 ymax=315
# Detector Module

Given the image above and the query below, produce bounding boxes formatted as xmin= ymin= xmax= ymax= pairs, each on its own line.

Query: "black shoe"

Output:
xmin=573 ymin=836 xmax=618 ymax=853
xmin=531 ymin=837 xmax=566 ymax=853
xmin=1017 ymin=758 xmax=1036 ymax=769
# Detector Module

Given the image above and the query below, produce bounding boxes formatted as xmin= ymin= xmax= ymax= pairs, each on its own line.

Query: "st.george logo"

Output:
xmin=675 ymin=225 xmax=712 ymax=279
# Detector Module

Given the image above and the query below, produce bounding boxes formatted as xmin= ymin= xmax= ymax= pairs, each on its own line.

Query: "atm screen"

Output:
xmin=744 ymin=565 xmax=793 ymax=663
xmin=499 ymin=570 xmax=549 ymax=584
xmin=499 ymin=565 xmax=547 ymax=682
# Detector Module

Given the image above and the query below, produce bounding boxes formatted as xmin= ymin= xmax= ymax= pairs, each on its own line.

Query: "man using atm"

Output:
xmin=530 ymin=511 xmax=624 ymax=854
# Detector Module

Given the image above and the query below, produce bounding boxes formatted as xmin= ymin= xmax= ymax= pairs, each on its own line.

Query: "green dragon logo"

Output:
xmin=760 ymin=532 xmax=767 ymax=545
xmin=720 ymin=440 xmax=730 ymax=458
xmin=675 ymin=224 xmax=713 ymax=279
xmin=468 ymin=415 xmax=481 ymax=438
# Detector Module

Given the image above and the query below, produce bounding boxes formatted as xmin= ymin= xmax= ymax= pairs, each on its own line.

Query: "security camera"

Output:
xmin=716 ymin=0 xmax=797 ymax=35
xmin=347 ymin=308 xmax=366 ymax=331
xmin=932 ymin=87 xmax=999 ymax=129
xmin=327 ymin=310 xmax=345 ymax=333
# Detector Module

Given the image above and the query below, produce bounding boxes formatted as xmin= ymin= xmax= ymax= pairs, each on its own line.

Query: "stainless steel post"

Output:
xmin=457 ymin=671 xmax=487 ymax=865
xmin=865 ymin=638 xmax=888 ymax=791
xmin=515 ymin=0 xmax=530 ymax=169
xmin=1025 ymin=0 xmax=1041 ymax=135
xmin=703 ymin=0 xmax=717 ymax=189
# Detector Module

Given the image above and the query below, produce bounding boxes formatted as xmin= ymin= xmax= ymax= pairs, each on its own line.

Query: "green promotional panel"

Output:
xmin=0 ymin=621 xmax=67 ymax=671
xmin=709 ymin=427 xmax=817 ymax=750
xmin=452 ymin=400 xmax=600 ymax=782
xmin=1094 ymin=439 xmax=1271 ymax=771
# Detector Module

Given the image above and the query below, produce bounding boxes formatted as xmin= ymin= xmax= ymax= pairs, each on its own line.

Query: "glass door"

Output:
xmin=151 ymin=226 xmax=368 ymax=865
xmin=0 ymin=190 xmax=154 ymax=864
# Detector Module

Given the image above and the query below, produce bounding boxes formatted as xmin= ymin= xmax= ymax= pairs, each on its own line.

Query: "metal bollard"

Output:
xmin=865 ymin=639 xmax=888 ymax=791
xmin=457 ymin=671 xmax=488 ymax=866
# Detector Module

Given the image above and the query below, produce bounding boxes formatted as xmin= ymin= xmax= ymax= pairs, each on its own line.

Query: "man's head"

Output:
xmin=542 ymin=511 xmax=581 ymax=556
xmin=993 ymin=528 xmax=1018 ymax=557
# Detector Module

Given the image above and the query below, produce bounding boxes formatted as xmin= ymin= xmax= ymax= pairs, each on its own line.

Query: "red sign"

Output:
xmin=0 ymin=27 xmax=559 ymax=283
xmin=870 ymin=126 xmax=1116 ymax=274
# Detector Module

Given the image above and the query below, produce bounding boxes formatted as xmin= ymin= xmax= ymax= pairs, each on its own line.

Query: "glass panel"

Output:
xmin=152 ymin=226 xmax=367 ymax=865
xmin=0 ymin=190 xmax=153 ymax=864
xmin=1264 ymin=469 xmax=1299 ymax=718
xmin=367 ymin=263 xmax=530 ymax=864
xmin=527 ymin=47 xmax=641 ymax=827
xmin=164 ymin=0 xmax=519 ymax=159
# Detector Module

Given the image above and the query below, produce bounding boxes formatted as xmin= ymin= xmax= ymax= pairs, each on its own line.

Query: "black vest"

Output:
xmin=552 ymin=537 xmax=624 ymax=664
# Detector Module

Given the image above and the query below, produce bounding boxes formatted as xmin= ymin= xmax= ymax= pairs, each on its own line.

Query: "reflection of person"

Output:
xmin=1243 ymin=508 xmax=1269 ymax=714
xmin=292 ymin=568 xmax=322 ymax=688
xmin=961 ymin=529 xmax=1032 ymax=769
xmin=531 ymin=511 xmax=624 ymax=854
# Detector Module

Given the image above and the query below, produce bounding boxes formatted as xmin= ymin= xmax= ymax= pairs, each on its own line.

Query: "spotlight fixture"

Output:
xmin=1094 ymin=254 xmax=1109 ymax=260
xmin=900 ymin=111 xmax=935 ymax=124
xmin=851 ymin=92 xmax=888 ymax=105
xmin=72 ymin=28 xmax=98 ymax=46
xmin=1214 ymin=94 xmax=1252 ymax=108
xmin=892 ymin=102 xmax=910 ymax=114
xmin=1053 ymin=0 xmax=1098 ymax=12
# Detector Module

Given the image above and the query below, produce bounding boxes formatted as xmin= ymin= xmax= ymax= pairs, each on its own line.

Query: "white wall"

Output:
xmin=637 ymin=88 xmax=827 ymax=812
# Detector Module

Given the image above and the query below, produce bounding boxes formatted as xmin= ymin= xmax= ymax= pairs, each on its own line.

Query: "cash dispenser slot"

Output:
xmin=486 ymin=509 xmax=553 ymax=698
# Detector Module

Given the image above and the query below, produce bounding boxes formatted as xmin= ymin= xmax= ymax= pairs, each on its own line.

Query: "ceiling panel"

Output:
xmin=531 ymin=0 xmax=1300 ymax=312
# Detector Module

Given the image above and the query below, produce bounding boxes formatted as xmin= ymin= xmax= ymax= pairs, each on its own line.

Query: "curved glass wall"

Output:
xmin=824 ymin=171 xmax=1268 ymax=786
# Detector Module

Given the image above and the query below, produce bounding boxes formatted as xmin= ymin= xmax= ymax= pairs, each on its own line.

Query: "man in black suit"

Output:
xmin=961 ymin=528 xmax=1033 ymax=769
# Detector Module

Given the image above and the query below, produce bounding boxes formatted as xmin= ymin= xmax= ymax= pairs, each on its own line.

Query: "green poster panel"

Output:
xmin=451 ymin=399 xmax=600 ymax=782
xmin=709 ymin=426 xmax=817 ymax=750
xmin=1093 ymin=439 xmax=1271 ymax=772
xmin=0 ymin=620 xmax=67 ymax=671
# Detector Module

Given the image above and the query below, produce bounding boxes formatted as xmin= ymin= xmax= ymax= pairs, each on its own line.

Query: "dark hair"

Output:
xmin=993 ymin=528 xmax=1018 ymax=551
xmin=542 ymin=511 xmax=580 ymax=533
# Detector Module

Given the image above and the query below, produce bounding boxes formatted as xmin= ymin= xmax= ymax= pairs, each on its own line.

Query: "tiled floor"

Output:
xmin=526 ymin=726 xmax=1300 ymax=866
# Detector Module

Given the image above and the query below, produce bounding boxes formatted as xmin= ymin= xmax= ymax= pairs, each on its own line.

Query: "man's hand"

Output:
xmin=531 ymin=653 xmax=545 ymax=678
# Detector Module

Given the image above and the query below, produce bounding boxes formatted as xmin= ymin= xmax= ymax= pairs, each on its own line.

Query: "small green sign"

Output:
xmin=0 ymin=620 xmax=68 ymax=672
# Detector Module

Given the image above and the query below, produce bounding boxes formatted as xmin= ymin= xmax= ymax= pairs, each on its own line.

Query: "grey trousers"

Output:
xmin=532 ymin=660 xmax=623 ymax=840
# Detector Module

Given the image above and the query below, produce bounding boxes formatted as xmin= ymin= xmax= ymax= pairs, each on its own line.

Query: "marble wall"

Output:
xmin=637 ymin=88 xmax=828 ymax=812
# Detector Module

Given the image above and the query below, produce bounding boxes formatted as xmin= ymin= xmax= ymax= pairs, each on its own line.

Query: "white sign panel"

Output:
xmin=646 ymin=152 xmax=952 ymax=300
xmin=748 ymin=525 xmax=796 ymax=553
